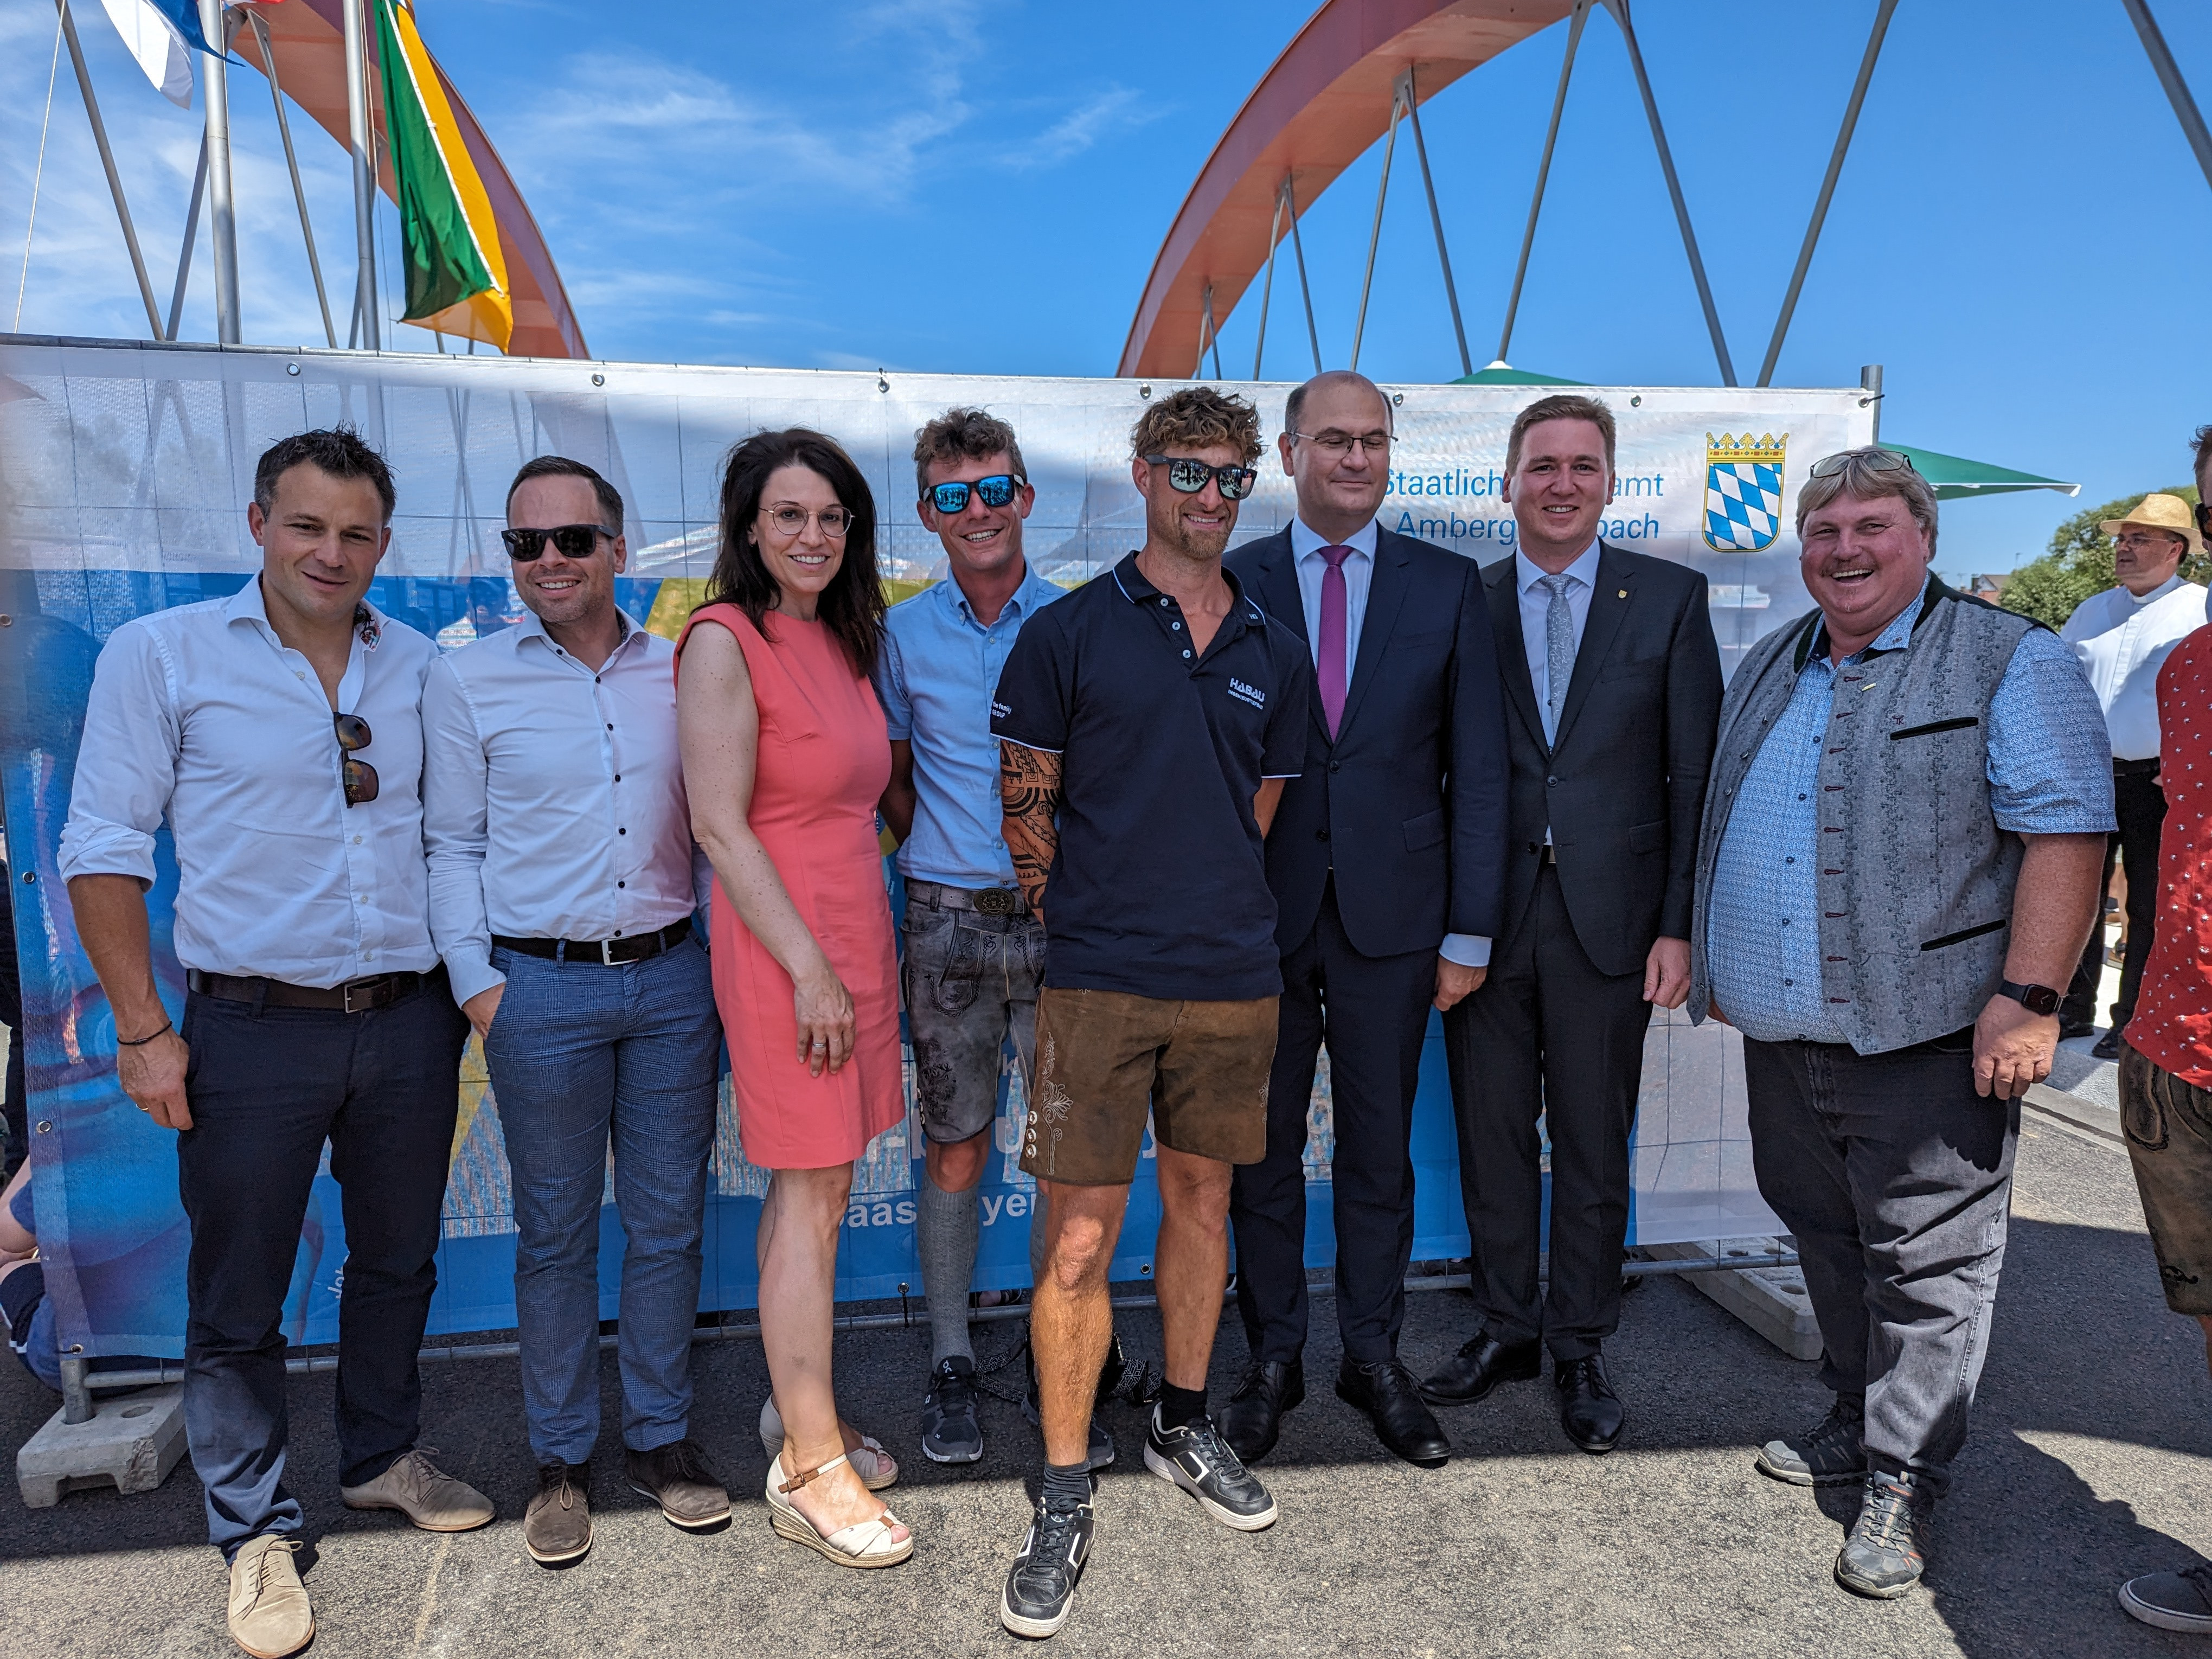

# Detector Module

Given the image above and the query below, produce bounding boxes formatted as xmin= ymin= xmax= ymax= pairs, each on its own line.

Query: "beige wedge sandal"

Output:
xmin=762 ymin=1452 xmax=914 ymax=1568
xmin=759 ymin=1394 xmax=899 ymax=1490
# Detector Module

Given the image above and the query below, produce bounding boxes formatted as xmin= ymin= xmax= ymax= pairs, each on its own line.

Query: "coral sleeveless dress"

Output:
xmin=676 ymin=603 xmax=903 ymax=1169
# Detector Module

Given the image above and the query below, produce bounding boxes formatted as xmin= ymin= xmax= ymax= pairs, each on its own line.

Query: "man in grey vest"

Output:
xmin=1690 ymin=447 xmax=2112 ymax=1602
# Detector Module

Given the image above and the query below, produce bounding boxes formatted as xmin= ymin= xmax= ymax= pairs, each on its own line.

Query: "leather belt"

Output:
xmin=491 ymin=917 xmax=693 ymax=965
xmin=2114 ymin=757 xmax=2162 ymax=778
xmin=1540 ymin=843 xmax=1558 ymax=864
xmin=187 ymin=966 xmax=437 ymax=1015
xmin=905 ymin=879 xmax=1030 ymax=918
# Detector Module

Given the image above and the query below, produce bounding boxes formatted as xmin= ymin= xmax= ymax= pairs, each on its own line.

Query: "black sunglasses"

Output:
xmin=2196 ymin=499 xmax=2211 ymax=537
xmin=501 ymin=523 xmax=612 ymax=562
xmin=334 ymin=712 xmax=378 ymax=808
xmin=924 ymin=473 xmax=1025 ymax=515
xmin=1143 ymin=454 xmax=1257 ymax=501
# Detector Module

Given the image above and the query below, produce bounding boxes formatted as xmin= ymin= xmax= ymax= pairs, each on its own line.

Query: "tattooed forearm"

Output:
xmin=999 ymin=741 xmax=1063 ymax=918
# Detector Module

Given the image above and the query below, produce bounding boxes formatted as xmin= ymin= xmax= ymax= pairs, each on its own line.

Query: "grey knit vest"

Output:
xmin=1689 ymin=576 xmax=2040 ymax=1055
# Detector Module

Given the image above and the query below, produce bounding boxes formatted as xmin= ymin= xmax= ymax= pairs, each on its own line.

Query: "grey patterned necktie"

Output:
xmin=1540 ymin=573 xmax=1575 ymax=746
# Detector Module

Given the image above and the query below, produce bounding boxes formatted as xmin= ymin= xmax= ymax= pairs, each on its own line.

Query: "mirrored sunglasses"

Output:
xmin=1144 ymin=454 xmax=1257 ymax=501
xmin=925 ymin=474 xmax=1025 ymax=514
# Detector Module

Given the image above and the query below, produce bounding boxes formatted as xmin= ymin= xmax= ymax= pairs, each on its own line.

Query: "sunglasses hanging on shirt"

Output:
xmin=334 ymin=712 xmax=379 ymax=808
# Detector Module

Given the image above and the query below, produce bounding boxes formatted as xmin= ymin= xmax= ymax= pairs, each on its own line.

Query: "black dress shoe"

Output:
xmin=1556 ymin=1353 xmax=1624 ymax=1453
xmin=2057 ymin=1017 xmax=2096 ymax=1041
xmin=2093 ymin=1028 xmax=2123 ymax=1060
xmin=1336 ymin=1358 xmax=1451 ymax=1468
xmin=1419 ymin=1330 xmax=1541 ymax=1407
xmin=1217 ymin=1359 xmax=1304 ymax=1464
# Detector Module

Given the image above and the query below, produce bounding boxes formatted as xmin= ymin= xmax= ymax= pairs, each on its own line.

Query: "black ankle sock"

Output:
xmin=1158 ymin=1381 xmax=1208 ymax=1430
xmin=1042 ymin=1459 xmax=1092 ymax=1511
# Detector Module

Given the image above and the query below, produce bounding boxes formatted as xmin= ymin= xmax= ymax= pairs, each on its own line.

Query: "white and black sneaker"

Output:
xmin=921 ymin=1355 xmax=984 ymax=1464
xmin=1000 ymin=1495 xmax=1095 ymax=1639
xmin=1143 ymin=1408 xmax=1278 ymax=1531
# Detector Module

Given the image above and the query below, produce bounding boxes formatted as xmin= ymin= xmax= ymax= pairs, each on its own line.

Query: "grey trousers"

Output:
xmin=1742 ymin=1032 xmax=2019 ymax=1496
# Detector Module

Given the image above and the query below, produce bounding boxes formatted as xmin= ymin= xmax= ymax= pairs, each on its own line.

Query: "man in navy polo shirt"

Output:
xmin=989 ymin=388 xmax=1311 ymax=1639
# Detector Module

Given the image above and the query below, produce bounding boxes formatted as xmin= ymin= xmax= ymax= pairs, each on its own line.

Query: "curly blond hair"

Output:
xmin=1129 ymin=387 xmax=1262 ymax=464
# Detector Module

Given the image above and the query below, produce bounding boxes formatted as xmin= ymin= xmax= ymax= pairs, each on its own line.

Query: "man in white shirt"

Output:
xmin=60 ymin=428 xmax=491 ymax=1659
xmin=422 ymin=457 xmax=724 ymax=1567
xmin=2059 ymin=492 xmax=2207 ymax=1058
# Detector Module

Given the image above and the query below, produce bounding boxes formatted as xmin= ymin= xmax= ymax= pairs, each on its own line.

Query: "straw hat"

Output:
xmin=2101 ymin=492 xmax=2203 ymax=554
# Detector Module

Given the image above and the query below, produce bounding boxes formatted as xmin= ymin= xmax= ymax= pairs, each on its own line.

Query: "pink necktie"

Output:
xmin=1318 ymin=545 xmax=1351 ymax=738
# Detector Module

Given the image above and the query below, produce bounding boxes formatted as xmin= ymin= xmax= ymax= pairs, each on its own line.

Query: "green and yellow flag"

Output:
xmin=375 ymin=0 xmax=512 ymax=350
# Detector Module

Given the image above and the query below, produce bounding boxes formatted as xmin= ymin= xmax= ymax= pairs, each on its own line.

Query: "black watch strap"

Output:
xmin=1998 ymin=979 xmax=2062 ymax=1017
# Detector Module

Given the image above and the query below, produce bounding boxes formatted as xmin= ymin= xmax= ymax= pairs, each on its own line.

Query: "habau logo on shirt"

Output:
xmin=1228 ymin=678 xmax=1266 ymax=709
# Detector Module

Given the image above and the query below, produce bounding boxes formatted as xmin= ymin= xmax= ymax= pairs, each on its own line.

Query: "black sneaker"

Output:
xmin=1835 ymin=1472 xmax=1931 ymax=1598
xmin=921 ymin=1355 xmax=985 ymax=1465
xmin=1143 ymin=1409 xmax=1277 ymax=1532
xmin=1000 ymin=1495 xmax=1095 ymax=1639
xmin=1022 ymin=1337 xmax=1116 ymax=1469
xmin=1755 ymin=1397 xmax=1866 ymax=1487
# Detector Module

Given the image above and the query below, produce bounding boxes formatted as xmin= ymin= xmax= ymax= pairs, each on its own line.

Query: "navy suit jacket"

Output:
xmin=1227 ymin=525 xmax=1509 ymax=961
xmin=1482 ymin=543 xmax=1723 ymax=977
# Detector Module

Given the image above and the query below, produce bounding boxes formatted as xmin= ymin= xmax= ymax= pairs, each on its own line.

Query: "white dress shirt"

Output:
xmin=2060 ymin=573 xmax=2208 ymax=761
xmin=1288 ymin=514 xmax=1488 ymax=968
xmin=421 ymin=608 xmax=708 ymax=1007
xmin=59 ymin=579 xmax=441 ymax=987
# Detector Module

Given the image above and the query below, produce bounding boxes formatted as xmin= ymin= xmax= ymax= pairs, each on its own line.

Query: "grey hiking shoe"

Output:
xmin=2120 ymin=1562 xmax=2212 ymax=1632
xmin=1835 ymin=1471 xmax=1931 ymax=1598
xmin=1755 ymin=1396 xmax=1867 ymax=1487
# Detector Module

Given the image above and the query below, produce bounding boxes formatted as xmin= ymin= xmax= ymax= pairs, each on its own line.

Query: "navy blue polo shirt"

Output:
xmin=991 ymin=552 xmax=1311 ymax=1001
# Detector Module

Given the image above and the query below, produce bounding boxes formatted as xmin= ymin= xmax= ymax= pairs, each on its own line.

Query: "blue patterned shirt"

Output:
xmin=1707 ymin=585 xmax=2115 ymax=1043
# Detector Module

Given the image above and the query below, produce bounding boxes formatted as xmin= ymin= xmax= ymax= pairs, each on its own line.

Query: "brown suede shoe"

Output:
xmin=626 ymin=1437 xmax=730 ymax=1529
xmin=339 ymin=1447 xmax=494 ymax=1531
xmin=525 ymin=1462 xmax=593 ymax=1565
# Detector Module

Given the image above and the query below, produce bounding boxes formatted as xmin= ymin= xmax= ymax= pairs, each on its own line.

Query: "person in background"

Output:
xmin=875 ymin=408 xmax=1124 ymax=1471
xmin=1427 ymin=393 xmax=1722 ymax=1458
xmin=1692 ymin=447 xmax=2111 ymax=1601
xmin=991 ymin=388 xmax=1311 ymax=1639
xmin=1218 ymin=370 xmax=1508 ymax=1471
xmin=677 ymin=427 xmax=912 ymax=1570
xmin=60 ymin=428 xmax=491 ymax=1659
xmin=2113 ymin=428 xmax=2212 ymax=1638
xmin=2058 ymin=491 xmax=2207 ymax=1058
xmin=422 ymin=456 xmax=725 ymax=1567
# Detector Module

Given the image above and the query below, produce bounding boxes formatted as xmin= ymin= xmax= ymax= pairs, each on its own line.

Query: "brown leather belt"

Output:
xmin=906 ymin=879 xmax=1030 ymax=917
xmin=491 ymin=917 xmax=693 ymax=965
xmin=187 ymin=965 xmax=439 ymax=1014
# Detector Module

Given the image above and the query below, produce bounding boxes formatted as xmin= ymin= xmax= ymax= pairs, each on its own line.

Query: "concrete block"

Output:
xmin=16 ymin=1383 xmax=185 ymax=1509
xmin=1644 ymin=1238 xmax=1824 ymax=1362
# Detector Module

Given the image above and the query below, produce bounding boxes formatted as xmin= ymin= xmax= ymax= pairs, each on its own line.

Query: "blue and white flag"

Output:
xmin=95 ymin=0 xmax=219 ymax=108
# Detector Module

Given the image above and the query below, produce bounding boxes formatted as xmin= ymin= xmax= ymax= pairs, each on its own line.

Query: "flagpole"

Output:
xmin=343 ymin=0 xmax=380 ymax=351
xmin=196 ymin=0 xmax=240 ymax=343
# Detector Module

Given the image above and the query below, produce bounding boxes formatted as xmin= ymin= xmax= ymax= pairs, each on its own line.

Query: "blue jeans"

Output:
xmin=177 ymin=976 xmax=469 ymax=1559
xmin=484 ymin=937 xmax=720 ymax=1465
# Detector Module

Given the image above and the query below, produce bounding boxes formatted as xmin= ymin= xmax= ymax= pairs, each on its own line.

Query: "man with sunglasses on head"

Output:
xmin=1691 ymin=446 xmax=2111 ymax=1600
xmin=875 ymin=409 xmax=1127 ymax=1472
xmin=421 ymin=457 xmax=724 ymax=1566
xmin=60 ymin=428 xmax=489 ymax=1659
xmin=990 ymin=388 xmax=1310 ymax=1639
xmin=1215 ymin=370 xmax=1508 ymax=1472
xmin=2055 ymin=492 xmax=2206 ymax=1059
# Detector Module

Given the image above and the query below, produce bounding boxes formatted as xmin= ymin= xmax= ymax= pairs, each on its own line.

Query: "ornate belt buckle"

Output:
xmin=974 ymin=888 xmax=1017 ymax=917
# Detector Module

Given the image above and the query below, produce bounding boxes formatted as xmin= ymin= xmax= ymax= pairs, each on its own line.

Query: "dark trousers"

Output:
xmin=1441 ymin=864 xmax=1652 ymax=1362
xmin=2063 ymin=760 xmax=2165 ymax=1032
xmin=1230 ymin=879 xmax=1434 ymax=1367
xmin=177 ymin=977 xmax=468 ymax=1558
xmin=1742 ymin=1032 xmax=2018 ymax=1496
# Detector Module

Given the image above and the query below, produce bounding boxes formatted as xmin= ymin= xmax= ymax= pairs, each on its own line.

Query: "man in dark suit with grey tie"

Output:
xmin=1219 ymin=371 xmax=1509 ymax=1468
xmin=1422 ymin=393 xmax=1722 ymax=1455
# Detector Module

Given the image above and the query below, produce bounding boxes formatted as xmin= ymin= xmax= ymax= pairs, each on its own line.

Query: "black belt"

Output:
xmin=2114 ymin=757 xmax=2162 ymax=778
xmin=491 ymin=917 xmax=693 ymax=965
xmin=905 ymin=879 xmax=1030 ymax=917
xmin=187 ymin=965 xmax=439 ymax=1014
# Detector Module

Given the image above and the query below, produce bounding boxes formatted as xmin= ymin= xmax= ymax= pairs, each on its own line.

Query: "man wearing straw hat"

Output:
xmin=2059 ymin=492 xmax=2207 ymax=1058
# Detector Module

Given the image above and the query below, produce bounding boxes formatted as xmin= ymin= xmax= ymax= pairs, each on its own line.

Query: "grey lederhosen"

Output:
xmin=2120 ymin=1041 xmax=2212 ymax=1317
xmin=901 ymin=879 xmax=1044 ymax=1144
xmin=1742 ymin=1028 xmax=2018 ymax=1496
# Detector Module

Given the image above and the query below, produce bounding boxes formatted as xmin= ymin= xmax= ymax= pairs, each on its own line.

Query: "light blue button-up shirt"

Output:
xmin=1706 ymin=583 xmax=2116 ymax=1043
xmin=876 ymin=565 xmax=1064 ymax=888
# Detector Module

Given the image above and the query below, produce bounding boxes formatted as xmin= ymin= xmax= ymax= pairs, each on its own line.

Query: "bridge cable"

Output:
xmin=1401 ymin=67 xmax=1473 ymax=380
xmin=1497 ymin=2 xmax=1591 ymax=369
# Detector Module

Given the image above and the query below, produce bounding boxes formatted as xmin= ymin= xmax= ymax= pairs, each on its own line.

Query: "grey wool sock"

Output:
xmin=918 ymin=1169 xmax=980 ymax=1367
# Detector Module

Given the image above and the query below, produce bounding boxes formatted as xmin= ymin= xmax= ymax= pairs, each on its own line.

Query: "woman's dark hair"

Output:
xmin=708 ymin=427 xmax=884 ymax=680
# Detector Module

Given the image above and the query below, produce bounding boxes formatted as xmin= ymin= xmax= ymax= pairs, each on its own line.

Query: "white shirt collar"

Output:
xmin=2127 ymin=572 xmax=2190 ymax=607
xmin=224 ymin=574 xmax=386 ymax=649
xmin=1514 ymin=540 xmax=1602 ymax=596
xmin=1290 ymin=516 xmax=1379 ymax=561
xmin=511 ymin=605 xmax=643 ymax=657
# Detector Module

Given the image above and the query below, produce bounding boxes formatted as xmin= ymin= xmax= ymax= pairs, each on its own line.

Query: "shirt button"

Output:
xmin=1172 ymin=621 xmax=1183 ymax=631
xmin=619 ymin=827 xmax=626 ymax=835
xmin=614 ymin=774 xmax=621 ymax=782
xmin=1183 ymin=650 xmax=1192 ymax=659
xmin=1784 ymin=978 xmax=1793 ymax=986
xmin=1317 ymin=829 xmax=1330 ymax=841
xmin=618 ymin=880 xmax=626 ymax=889
xmin=1786 ymin=857 xmax=1794 ymax=864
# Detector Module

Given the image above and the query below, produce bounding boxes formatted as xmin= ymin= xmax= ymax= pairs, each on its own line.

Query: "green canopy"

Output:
xmin=1887 ymin=443 xmax=2079 ymax=503
xmin=1450 ymin=362 xmax=1588 ymax=386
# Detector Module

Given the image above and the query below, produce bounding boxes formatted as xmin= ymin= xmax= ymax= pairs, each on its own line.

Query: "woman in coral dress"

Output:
xmin=676 ymin=428 xmax=909 ymax=1567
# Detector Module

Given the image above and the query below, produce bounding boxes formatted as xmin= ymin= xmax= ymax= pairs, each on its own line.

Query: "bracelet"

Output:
xmin=117 ymin=1018 xmax=172 ymax=1047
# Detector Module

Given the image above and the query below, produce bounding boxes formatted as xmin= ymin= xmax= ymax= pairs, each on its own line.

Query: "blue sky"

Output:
xmin=5 ymin=0 xmax=2210 ymax=577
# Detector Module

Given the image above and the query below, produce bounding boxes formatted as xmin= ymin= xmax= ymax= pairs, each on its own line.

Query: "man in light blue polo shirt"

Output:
xmin=876 ymin=408 xmax=1110 ymax=1469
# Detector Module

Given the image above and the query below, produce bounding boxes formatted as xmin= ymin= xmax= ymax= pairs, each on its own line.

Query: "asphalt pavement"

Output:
xmin=3 ymin=1109 xmax=2207 ymax=1659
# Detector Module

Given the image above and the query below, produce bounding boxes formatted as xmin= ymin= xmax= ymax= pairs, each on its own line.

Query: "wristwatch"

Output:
xmin=1996 ymin=979 xmax=2063 ymax=1017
